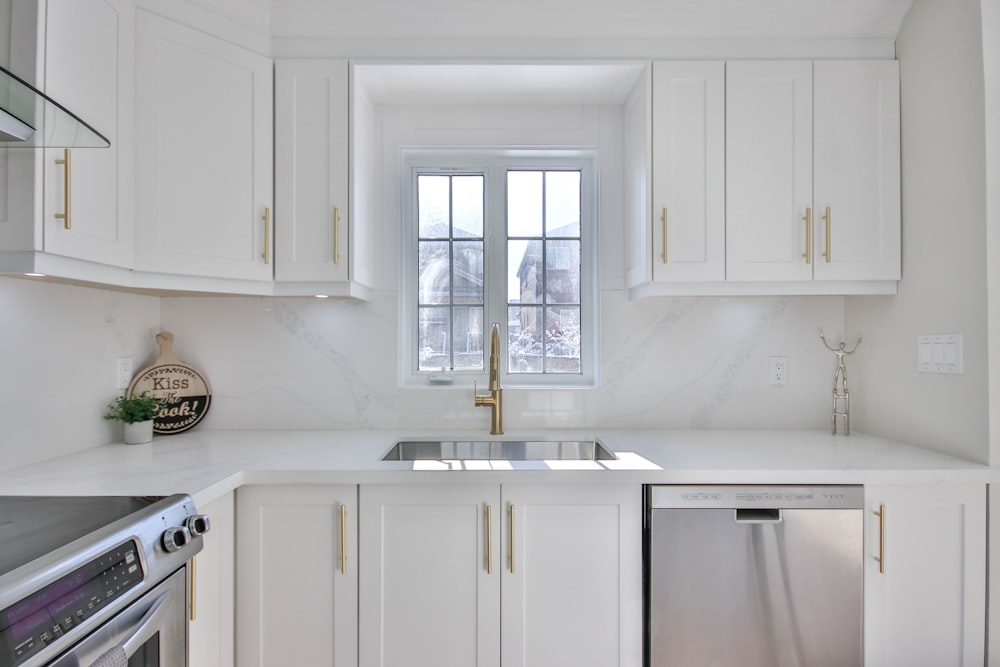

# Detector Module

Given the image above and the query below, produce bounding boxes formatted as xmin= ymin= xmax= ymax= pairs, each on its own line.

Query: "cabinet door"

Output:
xmin=359 ymin=484 xmax=501 ymax=667
xmin=189 ymin=492 xmax=234 ymax=667
xmin=134 ymin=11 xmax=273 ymax=281
xmin=274 ymin=59 xmax=350 ymax=282
xmin=726 ymin=61 xmax=812 ymax=282
xmin=236 ymin=485 xmax=358 ymax=667
xmin=813 ymin=60 xmax=900 ymax=281
xmin=651 ymin=61 xmax=725 ymax=282
xmin=42 ymin=0 xmax=133 ymax=267
xmin=864 ymin=484 xmax=986 ymax=667
xmin=500 ymin=484 xmax=642 ymax=667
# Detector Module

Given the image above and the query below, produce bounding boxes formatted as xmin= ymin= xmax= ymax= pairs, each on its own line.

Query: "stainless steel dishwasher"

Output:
xmin=645 ymin=485 xmax=864 ymax=667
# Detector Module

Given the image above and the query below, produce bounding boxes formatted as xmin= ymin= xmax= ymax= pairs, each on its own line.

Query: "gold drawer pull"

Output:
xmin=822 ymin=206 xmax=832 ymax=263
xmin=262 ymin=207 xmax=271 ymax=264
xmin=333 ymin=207 xmax=341 ymax=264
xmin=874 ymin=504 xmax=886 ymax=574
xmin=802 ymin=207 xmax=812 ymax=264
xmin=55 ymin=149 xmax=71 ymax=229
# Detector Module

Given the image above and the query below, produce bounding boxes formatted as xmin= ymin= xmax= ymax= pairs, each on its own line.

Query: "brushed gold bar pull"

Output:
xmin=333 ymin=207 xmax=341 ymax=264
xmin=508 ymin=504 xmax=515 ymax=574
xmin=54 ymin=149 xmax=71 ymax=229
xmin=262 ymin=207 xmax=271 ymax=264
xmin=874 ymin=504 xmax=886 ymax=574
xmin=660 ymin=208 xmax=668 ymax=262
xmin=189 ymin=556 xmax=197 ymax=621
xmin=822 ymin=206 xmax=832 ymax=263
xmin=485 ymin=504 xmax=493 ymax=574
xmin=340 ymin=504 xmax=348 ymax=574
xmin=802 ymin=208 xmax=812 ymax=264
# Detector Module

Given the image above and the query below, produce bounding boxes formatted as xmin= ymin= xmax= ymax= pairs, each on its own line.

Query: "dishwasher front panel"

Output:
xmin=647 ymin=505 xmax=863 ymax=667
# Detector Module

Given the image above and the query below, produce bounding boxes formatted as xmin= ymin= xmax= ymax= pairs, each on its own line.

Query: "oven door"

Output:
xmin=47 ymin=568 xmax=187 ymax=667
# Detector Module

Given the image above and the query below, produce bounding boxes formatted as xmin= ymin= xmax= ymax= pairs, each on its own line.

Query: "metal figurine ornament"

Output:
xmin=820 ymin=334 xmax=862 ymax=435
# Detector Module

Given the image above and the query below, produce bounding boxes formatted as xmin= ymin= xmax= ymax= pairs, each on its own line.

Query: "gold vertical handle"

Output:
xmin=54 ymin=149 xmax=71 ymax=229
xmin=874 ymin=504 xmax=886 ymax=574
xmin=508 ymin=504 xmax=515 ymax=574
xmin=802 ymin=208 xmax=812 ymax=264
xmin=333 ymin=207 xmax=341 ymax=264
xmin=340 ymin=504 xmax=348 ymax=574
xmin=262 ymin=207 xmax=271 ymax=264
xmin=660 ymin=208 xmax=668 ymax=263
xmin=485 ymin=504 xmax=493 ymax=574
xmin=822 ymin=206 xmax=832 ymax=263
xmin=189 ymin=555 xmax=197 ymax=621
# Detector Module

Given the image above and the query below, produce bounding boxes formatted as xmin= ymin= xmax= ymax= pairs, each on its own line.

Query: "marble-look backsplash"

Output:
xmin=159 ymin=290 xmax=846 ymax=432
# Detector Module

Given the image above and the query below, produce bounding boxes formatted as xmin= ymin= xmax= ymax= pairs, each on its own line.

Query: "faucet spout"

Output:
xmin=475 ymin=323 xmax=503 ymax=434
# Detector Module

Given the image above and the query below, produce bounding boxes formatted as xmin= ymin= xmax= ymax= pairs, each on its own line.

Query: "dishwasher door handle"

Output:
xmin=734 ymin=508 xmax=782 ymax=523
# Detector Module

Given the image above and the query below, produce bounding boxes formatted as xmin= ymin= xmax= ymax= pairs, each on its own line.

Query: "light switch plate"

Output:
xmin=917 ymin=334 xmax=963 ymax=374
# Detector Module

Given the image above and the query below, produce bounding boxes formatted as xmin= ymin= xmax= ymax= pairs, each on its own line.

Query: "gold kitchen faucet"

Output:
xmin=474 ymin=323 xmax=504 ymax=435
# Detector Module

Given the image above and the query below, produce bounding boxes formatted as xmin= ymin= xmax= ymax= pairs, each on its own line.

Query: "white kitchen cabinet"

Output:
xmin=134 ymin=10 xmax=273 ymax=282
xmin=236 ymin=485 xmax=358 ymax=667
xmin=864 ymin=484 xmax=986 ymax=667
xmin=649 ymin=61 xmax=725 ymax=283
xmin=189 ymin=492 xmax=235 ymax=667
xmin=273 ymin=59 xmax=374 ymax=298
xmin=0 ymin=0 xmax=134 ymax=270
xmin=727 ymin=59 xmax=900 ymax=284
xmin=359 ymin=483 xmax=641 ymax=667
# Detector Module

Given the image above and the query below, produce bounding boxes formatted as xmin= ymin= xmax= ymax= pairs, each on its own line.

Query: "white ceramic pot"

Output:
xmin=123 ymin=420 xmax=154 ymax=445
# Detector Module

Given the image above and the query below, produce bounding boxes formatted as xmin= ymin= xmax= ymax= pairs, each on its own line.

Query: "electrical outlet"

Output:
xmin=769 ymin=356 xmax=787 ymax=386
xmin=116 ymin=357 xmax=133 ymax=390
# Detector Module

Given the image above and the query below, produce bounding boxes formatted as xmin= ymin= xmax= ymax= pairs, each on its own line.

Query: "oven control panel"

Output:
xmin=0 ymin=540 xmax=144 ymax=666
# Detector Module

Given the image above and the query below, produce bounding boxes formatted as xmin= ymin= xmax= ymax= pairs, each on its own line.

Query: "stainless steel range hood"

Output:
xmin=0 ymin=64 xmax=109 ymax=148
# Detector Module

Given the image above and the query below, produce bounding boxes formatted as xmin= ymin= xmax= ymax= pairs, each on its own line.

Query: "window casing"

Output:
xmin=401 ymin=151 xmax=598 ymax=388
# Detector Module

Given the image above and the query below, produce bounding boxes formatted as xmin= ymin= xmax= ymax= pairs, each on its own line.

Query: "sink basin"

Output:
xmin=382 ymin=439 xmax=617 ymax=461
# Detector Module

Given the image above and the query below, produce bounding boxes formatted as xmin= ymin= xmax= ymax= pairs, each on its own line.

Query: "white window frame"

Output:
xmin=400 ymin=149 xmax=599 ymax=389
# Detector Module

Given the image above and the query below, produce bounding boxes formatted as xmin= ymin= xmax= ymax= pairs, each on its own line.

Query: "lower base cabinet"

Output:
xmin=864 ymin=484 xmax=986 ymax=667
xmin=358 ymin=483 xmax=643 ymax=667
xmin=235 ymin=485 xmax=358 ymax=667
xmin=189 ymin=492 xmax=235 ymax=667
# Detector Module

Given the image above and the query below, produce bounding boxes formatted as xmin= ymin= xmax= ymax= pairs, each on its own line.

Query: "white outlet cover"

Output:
xmin=917 ymin=334 xmax=963 ymax=374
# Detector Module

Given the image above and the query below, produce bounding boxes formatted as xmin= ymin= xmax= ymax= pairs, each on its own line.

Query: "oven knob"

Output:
xmin=162 ymin=526 xmax=191 ymax=552
xmin=186 ymin=514 xmax=211 ymax=536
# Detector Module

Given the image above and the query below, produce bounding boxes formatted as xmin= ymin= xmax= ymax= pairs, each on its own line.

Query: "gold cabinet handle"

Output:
xmin=485 ymin=504 xmax=493 ymax=574
xmin=54 ymin=148 xmax=71 ymax=229
xmin=822 ymin=206 xmax=832 ymax=263
xmin=262 ymin=207 xmax=271 ymax=264
xmin=660 ymin=208 xmax=668 ymax=263
xmin=508 ymin=503 xmax=515 ymax=574
xmin=189 ymin=555 xmax=197 ymax=621
xmin=340 ymin=504 xmax=348 ymax=574
xmin=333 ymin=206 xmax=341 ymax=264
xmin=874 ymin=504 xmax=886 ymax=574
xmin=802 ymin=207 xmax=812 ymax=264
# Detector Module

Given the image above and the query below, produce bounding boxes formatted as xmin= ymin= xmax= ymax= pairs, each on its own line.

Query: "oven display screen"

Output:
xmin=0 ymin=540 xmax=144 ymax=666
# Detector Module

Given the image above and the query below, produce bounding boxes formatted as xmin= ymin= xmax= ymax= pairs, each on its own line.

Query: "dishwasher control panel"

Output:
xmin=648 ymin=484 xmax=865 ymax=509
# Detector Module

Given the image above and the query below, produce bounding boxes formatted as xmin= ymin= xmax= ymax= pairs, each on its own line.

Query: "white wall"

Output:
xmin=846 ymin=0 xmax=990 ymax=462
xmin=0 ymin=277 xmax=159 ymax=472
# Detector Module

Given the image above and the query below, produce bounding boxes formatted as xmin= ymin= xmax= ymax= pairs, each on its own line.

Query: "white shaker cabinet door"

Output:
xmin=236 ymin=485 xmax=358 ymax=667
xmin=134 ymin=11 xmax=273 ymax=281
xmin=500 ymin=484 xmax=642 ymax=667
xmin=650 ymin=61 xmax=725 ymax=283
xmin=726 ymin=61 xmax=813 ymax=282
xmin=864 ymin=484 xmax=986 ymax=667
xmin=42 ymin=0 xmax=134 ymax=267
xmin=813 ymin=60 xmax=901 ymax=281
xmin=274 ymin=59 xmax=350 ymax=282
xmin=359 ymin=484 xmax=502 ymax=667
xmin=188 ymin=492 xmax=234 ymax=667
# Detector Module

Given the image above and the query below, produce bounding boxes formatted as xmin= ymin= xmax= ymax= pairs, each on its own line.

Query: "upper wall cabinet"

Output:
xmin=134 ymin=10 xmax=273 ymax=283
xmin=273 ymin=59 xmax=374 ymax=298
xmin=0 ymin=0 xmax=134 ymax=272
xmin=626 ymin=59 xmax=900 ymax=297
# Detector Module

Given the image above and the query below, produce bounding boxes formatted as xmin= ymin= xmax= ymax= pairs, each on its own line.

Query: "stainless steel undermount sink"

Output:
xmin=382 ymin=439 xmax=617 ymax=461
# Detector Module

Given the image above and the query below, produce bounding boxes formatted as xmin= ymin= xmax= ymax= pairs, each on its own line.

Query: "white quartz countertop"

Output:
xmin=0 ymin=429 xmax=993 ymax=506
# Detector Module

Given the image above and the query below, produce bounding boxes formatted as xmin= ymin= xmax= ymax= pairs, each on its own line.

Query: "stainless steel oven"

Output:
xmin=0 ymin=495 xmax=209 ymax=667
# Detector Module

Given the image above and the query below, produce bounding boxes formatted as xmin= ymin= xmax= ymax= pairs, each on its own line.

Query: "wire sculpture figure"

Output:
xmin=820 ymin=334 xmax=862 ymax=435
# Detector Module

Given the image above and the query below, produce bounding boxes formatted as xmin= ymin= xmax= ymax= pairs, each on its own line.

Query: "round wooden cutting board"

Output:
xmin=126 ymin=331 xmax=212 ymax=435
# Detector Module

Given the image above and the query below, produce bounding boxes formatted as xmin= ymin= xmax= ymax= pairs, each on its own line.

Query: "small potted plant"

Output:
xmin=104 ymin=391 xmax=161 ymax=444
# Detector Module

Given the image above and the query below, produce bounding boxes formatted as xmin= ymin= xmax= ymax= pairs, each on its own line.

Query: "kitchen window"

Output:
xmin=401 ymin=151 xmax=597 ymax=387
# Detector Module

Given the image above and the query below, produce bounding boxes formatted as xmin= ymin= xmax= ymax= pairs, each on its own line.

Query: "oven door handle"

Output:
xmin=88 ymin=589 xmax=173 ymax=667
